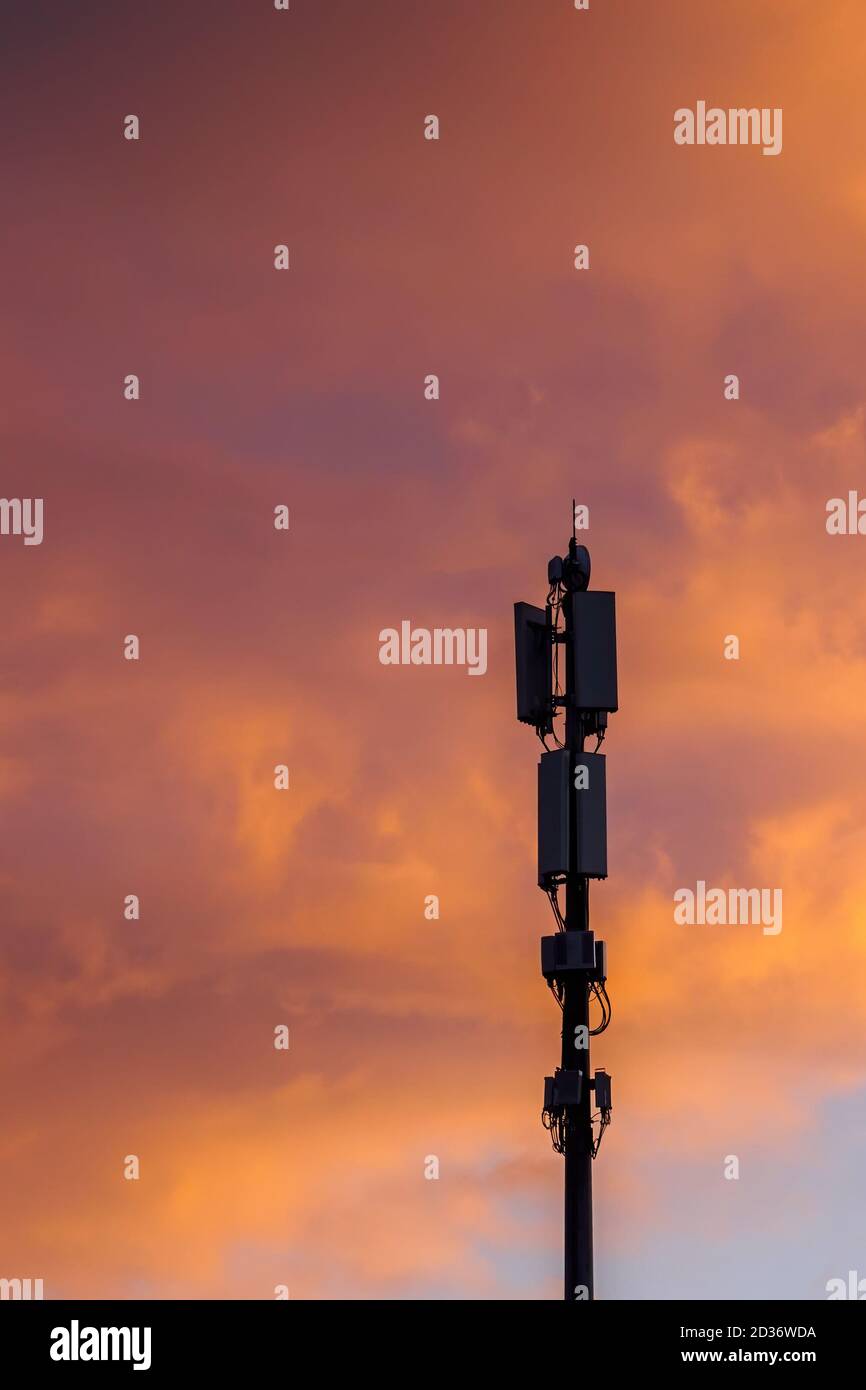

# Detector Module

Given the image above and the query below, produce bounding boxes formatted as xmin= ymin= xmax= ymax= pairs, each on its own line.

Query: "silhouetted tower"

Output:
xmin=514 ymin=508 xmax=617 ymax=1300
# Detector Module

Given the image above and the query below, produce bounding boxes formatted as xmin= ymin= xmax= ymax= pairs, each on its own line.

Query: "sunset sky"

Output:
xmin=3 ymin=0 xmax=866 ymax=1299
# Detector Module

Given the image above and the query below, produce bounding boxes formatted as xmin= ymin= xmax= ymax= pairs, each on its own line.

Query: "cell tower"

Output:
xmin=513 ymin=506 xmax=618 ymax=1300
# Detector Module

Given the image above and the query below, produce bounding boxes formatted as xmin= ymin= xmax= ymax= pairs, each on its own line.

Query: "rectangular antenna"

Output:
xmin=570 ymin=591 xmax=618 ymax=713
xmin=514 ymin=601 xmax=552 ymax=731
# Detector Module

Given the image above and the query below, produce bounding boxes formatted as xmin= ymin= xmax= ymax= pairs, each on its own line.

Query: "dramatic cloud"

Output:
xmin=2 ymin=0 xmax=866 ymax=1299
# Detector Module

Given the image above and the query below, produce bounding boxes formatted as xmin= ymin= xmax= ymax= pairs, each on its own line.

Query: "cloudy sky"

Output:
xmin=2 ymin=0 xmax=866 ymax=1299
